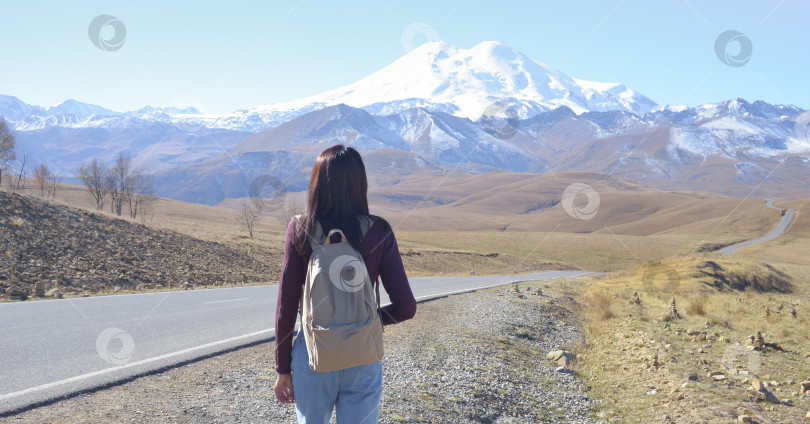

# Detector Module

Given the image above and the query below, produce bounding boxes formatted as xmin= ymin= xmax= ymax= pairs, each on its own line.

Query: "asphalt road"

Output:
xmin=0 ymin=270 xmax=588 ymax=415
xmin=719 ymin=200 xmax=796 ymax=254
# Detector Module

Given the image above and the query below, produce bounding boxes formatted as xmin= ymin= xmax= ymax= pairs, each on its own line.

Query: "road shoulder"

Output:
xmin=10 ymin=281 xmax=600 ymax=423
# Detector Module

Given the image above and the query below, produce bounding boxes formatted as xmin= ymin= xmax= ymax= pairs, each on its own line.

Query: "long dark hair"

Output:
xmin=294 ymin=145 xmax=369 ymax=255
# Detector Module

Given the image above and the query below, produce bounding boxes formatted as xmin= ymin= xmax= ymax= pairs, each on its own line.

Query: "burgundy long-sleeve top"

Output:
xmin=274 ymin=214 xmax=417 ymax=374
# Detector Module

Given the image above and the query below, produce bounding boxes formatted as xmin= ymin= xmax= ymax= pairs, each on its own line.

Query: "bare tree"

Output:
xmin=77 ymin=158 xmax=108 ymax=209
xmin=280 ymin=198 xmax=305 ymax=225
xmin=6 ymin=151 xmax=28 ymax=191
xmin=241 ymin=199 xmax=262 ymax=238
xmin=33 ymin=162 xmax=52 ymax=197
xmin=128 ymin=170 xmax=155 ymax=220
xmin=106 ymin=153 xmax=132 ymax=216
xmin=0 ymin=118 xmax=15 ymax=187
xmin=48 ymin=170 xmax=64 ymax=199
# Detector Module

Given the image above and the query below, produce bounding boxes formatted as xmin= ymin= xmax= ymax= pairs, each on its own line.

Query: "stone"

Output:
xmin=737 ymin=416 xmax=751 ymax=423
xmin=651 ymin=354 xmax=661 ymax=369
xmin=660 ymin=297 xmax=681 ymax=321
xmin=751 ymin=377 xmax=765 ymax=391
xmin=32 ymin=281 xmax=45 ymax=297
xmin=756 ymin=388 xmax=782 ymax=404
xmin=547 ymin=350 xmax=565 ymax=362
xmin=752 ymin=332 xmax=765 ymax=349
xmin=45 ymin=288 xmax=63 ymax=299
xmin=801 ymin=381 xmax=810 ymax=393
xmin=555 ymin=366 xmax=574 ymax=374
xmin=546 ymin=350 xmax=576 ymax=367
xmin=5 ymin=286 xmax=27 ymax=301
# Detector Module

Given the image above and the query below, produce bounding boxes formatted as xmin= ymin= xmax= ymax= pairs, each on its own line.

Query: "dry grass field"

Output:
xmin=549 ymin=198 xmax=810 ymax=424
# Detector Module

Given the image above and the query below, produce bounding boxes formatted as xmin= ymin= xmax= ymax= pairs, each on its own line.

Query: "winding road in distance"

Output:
xmin=0 ymin=270 xmax=589 ymax=415
xmin=719 ymin=199 xmax=797 ymax=255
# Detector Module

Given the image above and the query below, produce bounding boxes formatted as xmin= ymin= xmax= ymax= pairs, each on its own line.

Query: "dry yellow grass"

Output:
xmin=556 ymin=254 xmax=810 ymax=424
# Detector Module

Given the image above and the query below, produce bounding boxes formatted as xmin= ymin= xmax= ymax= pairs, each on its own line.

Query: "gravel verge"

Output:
xmin=8 ymin=281 xmax=601 ymax=423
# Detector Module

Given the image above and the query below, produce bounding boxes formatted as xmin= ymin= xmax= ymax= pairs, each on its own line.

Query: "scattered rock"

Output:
xmin=5 ymin=285 xmax=27 ymax=301
xmin=737 ymin=414 xmax=751 ymax=423
xmin=750 ymin=376 xmax=782 ymax=404
xmin=751 ymin=332 xmax=765 ymax=350
xmin=45 ymin=287 xmax=63 ymax=299
xmin=546 ymin=350 xmax=576 ymax=368
xmin=0 ymin=190 xmax=274 ymax=298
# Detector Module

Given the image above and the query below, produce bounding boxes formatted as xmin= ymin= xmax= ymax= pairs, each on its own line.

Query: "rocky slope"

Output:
xmin=0 ymin=190 xmax=280 ymax=300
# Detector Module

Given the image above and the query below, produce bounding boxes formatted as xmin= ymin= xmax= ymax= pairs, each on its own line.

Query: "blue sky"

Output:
xmin=2 ymin=0 xmax=808 ymax=114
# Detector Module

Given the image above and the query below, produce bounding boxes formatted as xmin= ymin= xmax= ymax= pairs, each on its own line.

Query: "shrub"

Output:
xmin=585 ymin=289 xmax=614 ymax=320
xmin=686 ymin=297 xmax=706 ymax=316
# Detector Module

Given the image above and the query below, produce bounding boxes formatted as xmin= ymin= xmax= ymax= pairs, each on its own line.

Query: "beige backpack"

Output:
xmin=301 ymin=215 xmax=383 ymax=372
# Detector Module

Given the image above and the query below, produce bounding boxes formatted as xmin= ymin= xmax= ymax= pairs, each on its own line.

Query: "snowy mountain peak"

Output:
xmin=247 ymin=41 xmax=657 ymax=120
xmin=46 ymin=99 xmax=120 ymax=117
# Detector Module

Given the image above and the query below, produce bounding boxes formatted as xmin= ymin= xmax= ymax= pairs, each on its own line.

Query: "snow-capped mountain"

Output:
xmin=151 ymin=99 xmax=810 ymax=205
xmin=241 ymin=40 xmax=657 ymax=123
xmin=1 ymin=41 xmax=657 ymax=133
xmin=1 ymin=41 xmax=809 ymax=203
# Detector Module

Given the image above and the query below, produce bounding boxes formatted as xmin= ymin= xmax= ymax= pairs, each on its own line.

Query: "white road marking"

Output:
xmin=202 ymin=298 xmax=249 ymax=305
xmin=0 ymin=328 xmax=274 ymax=402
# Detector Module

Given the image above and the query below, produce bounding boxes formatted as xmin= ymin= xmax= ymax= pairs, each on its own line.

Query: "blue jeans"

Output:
xmin=291 ymin=330 xmax=383 ymax=424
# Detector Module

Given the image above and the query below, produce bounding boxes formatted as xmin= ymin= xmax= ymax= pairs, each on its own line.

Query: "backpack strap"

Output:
xmin=376 ymin=276 xmax=384 ymax=333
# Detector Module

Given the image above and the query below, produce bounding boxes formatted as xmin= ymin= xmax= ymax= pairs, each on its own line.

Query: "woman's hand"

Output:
xmin=274 ymin=373 xmax=295 ymax=404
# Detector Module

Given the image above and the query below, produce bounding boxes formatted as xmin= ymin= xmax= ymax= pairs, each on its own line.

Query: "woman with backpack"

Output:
xmin=273 ymin=144 xmax=417 ymax=423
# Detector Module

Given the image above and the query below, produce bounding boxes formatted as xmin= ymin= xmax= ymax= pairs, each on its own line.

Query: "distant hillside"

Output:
xmin=0 ymin=190 xmax=279 ymax=300
xmin=367 ymin=171 xmax=784 ymax=235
